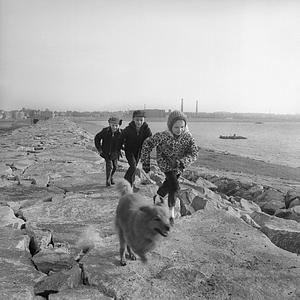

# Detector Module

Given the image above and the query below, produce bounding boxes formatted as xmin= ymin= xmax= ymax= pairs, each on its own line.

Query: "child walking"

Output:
xmin=141 ymin=110 xmax=198 ymax=225
xmin=119 ymin=110 xmax=152 ymax=189
xmin=94 ymin=117 xmax=122 ymax=187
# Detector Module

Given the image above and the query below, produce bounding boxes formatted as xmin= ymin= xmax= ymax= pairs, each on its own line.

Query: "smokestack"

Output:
xmin=196 ymin=100 xmax=198 ymax=114
xmin=181 ymin=98 xmax=183 ymax=112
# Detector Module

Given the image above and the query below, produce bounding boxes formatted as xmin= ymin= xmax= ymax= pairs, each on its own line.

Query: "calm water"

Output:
xmin=90 ymin=120 xmax=300 ymax=168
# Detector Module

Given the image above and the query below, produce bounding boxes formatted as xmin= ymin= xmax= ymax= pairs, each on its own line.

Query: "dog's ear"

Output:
xmin=139 ymin=206 xmax=154 ymax=215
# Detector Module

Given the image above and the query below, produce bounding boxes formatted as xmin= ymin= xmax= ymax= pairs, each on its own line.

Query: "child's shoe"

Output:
xmin=153 ymin=194 xmax=164 ymax=204
xmin=169 ymin=217 xmax=174 ymax=226
xmin=133 ymin=185 xmax=140 ymax=193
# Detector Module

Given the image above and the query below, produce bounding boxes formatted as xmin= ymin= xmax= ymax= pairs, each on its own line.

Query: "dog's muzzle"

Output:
xmin=155 ymin=225 xmax=170 ymax=237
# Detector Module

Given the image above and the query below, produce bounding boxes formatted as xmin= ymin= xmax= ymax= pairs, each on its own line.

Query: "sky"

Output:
xmin=0 ymin=0 xmax=300 ymax=114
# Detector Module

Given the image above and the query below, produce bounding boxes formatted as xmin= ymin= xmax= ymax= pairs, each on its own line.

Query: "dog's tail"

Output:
xmin=75 ymin=225 xmax=103 ymax=258
xmin=116 ymin=178 xmax=133 ymax=196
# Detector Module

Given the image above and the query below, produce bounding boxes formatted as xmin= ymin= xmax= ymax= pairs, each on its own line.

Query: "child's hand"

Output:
xmin=171 ymin=159 xmax=180 ymax=168
xmin=172 ymin=159 xmax=184 ymax=171
xmin=142 ymin=164 xmax=150 ymax=173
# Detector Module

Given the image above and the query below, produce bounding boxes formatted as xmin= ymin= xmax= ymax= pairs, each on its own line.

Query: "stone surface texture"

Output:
xmin=0 ymin=118 xmax=299 ymax=300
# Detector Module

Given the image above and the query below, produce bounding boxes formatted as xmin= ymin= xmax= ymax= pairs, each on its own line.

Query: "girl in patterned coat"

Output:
xmin=141 ymin=110 xmax=198 ymax=225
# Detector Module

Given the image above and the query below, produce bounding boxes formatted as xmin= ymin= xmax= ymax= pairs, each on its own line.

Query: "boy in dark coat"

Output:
xmin=119 ymin=110 xmax=152 ymax=188
xmin=94 ymin=117 xmax=122 ymax=186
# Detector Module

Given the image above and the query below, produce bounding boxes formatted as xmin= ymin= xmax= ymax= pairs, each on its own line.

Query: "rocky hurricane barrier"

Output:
xmin=0 ymin=118 xmax=299 ymax=299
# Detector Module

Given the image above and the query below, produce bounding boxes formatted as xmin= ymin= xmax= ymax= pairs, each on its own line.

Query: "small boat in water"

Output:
xmin=219 ymin=134 xmax=247 ymax=140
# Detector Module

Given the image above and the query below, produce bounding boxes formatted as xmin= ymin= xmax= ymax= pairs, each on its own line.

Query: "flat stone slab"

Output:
xmin=0 ymin=248 xmax=46 ymax=299
xmin=49 ymin=287 xmax=113 ymax=300
xmin=0 ymin=185 xmax=62 ymax=203
xmin=0 ymin=227 xmax=30 ymax=252
xmin=81 ymin=210 xmax=300 ymax=300
xmin=34 ymin=265 xmax=82 ymax=296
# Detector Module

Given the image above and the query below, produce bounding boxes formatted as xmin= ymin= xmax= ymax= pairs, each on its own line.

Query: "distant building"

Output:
xmin=144 ymin=109 xmax=166 ymax=118
xmin=4 ymin=111 xmax=12 ymax=119
xmin=40 ymin=110 xmax=54 ymax=120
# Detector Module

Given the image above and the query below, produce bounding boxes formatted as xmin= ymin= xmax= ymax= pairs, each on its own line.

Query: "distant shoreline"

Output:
xmin=70 ymin=116 xmax=300 ymax=123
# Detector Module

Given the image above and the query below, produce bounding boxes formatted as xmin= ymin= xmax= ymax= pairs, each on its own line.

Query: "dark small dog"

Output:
xmin=115 ymin=179 xmax=170 ymax=266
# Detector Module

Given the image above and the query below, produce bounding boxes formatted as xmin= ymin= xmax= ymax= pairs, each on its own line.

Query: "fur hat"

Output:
xmin=108 ymin=117 xmax=122 ymax=125
xmin=132 ymin=110 xmax=145 ymax=118
xmin=167 ymin=110 xmax=187 ymax=131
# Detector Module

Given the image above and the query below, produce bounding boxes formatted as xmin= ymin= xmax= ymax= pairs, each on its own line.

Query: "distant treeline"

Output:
xmin=70 ymin=110 xmax=300 ymax=122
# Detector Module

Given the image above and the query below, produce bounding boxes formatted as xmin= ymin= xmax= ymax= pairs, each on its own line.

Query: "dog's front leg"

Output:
xmin=127 ymin=246 xmax=136 ymax=261
xmin=118 ymin=231 xmax=127 ymax=266
xmin=140 ymin=254 xmax=148 ymax=264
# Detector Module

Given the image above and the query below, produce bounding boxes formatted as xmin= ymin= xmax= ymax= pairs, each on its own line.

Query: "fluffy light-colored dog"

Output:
xmin=115 ymin=179 xmax=171 ymax=266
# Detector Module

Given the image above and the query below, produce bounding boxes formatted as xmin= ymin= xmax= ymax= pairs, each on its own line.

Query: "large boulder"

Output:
xmin=49 ymin=287 xmax=113 ymax=300
xmin=274 ymin=206 xmax=300 ymax=223
xmin=284 ymin=189 xmax=300 ymax=208
xmin=260 ymin=200 xmax=285 ymax=215
xmin=177 ymin=185 xmax=222 ymax=216
xmin=181 ymin=169 xmax=218 ymax=190
xmin=0 ymin=249 xmax=46 ymax=300
xmin=237 ymin=197 xmax=261 ymax=213
xmin=0 ymin=228 xmax=46 ymax=299
xmin=24 ymin=225 xmax=53 ymax=254
xmin=32 ymin=248 xmax=77 ymax=274
xmin=0 ymin=227 xmax=30 ymax=252
xmin=34 ymin=265 xmax=82 ymax=297
xmin=0 ymin=206 xmax=25 ymax=229
xmin=251 ymin=211 xmax=300 ymax=254
xmin=251 ymin=187 xmax=285 ymax=214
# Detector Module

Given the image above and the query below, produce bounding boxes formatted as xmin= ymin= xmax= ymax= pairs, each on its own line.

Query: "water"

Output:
xmin=86 ymin=120 xmax=300 ymax=168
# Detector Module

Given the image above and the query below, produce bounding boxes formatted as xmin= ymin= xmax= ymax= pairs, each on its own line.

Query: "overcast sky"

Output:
xmin=0 ymin=0 xmax=300 ymax=113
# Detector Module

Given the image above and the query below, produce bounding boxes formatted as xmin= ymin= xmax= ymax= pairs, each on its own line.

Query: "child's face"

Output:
xmin=109 ymin=123 xmax=119 ymax=132
xmin=171 ymin=120 xmax=186 ymax=136
xmin=133 ymin=117 xmax=144 ymax=128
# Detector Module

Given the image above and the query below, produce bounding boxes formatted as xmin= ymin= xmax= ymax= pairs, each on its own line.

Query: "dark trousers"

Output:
xmin=157 ymin=171 xmax=180 ymax=207
xmin=124 ymin=153 xmax=139 ymax=186
xmin=105 ymin=159 xmax=118 ymax=183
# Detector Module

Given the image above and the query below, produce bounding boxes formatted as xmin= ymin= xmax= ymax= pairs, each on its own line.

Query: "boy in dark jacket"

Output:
xmin=119 ymin=110 xmax=152 ymax=188
xmin=94 ymin=117 xmax=122 ymax=187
